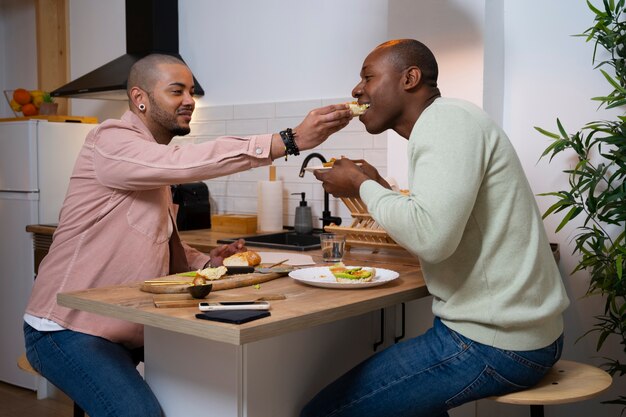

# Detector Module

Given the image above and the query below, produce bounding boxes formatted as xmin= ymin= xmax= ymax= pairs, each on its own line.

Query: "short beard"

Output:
xmin=171 ymin=125 xmax=191 ymax=136
xmin=147 ymin=93 xmax=191 ymax=137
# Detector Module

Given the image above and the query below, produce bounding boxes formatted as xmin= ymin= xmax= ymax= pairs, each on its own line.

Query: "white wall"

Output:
xmin=67 ymin=0 xmax=387 ymax=115
xmin=386 ymin=0 xmax=486 ymax=189
xmin=1 ymin=0 xmax=623 ymax=415
xmin=0 ymin=0 xmax=37 ymax=118
xmin=482 ymin=0 xmax=626 ymax=417
xmin=494 ymin=0 xmax=624 ymax=415
xmin=67 ymin=0 xmax=126 ymax=119
xmin=179 ymin=0 xmax=388 ymax=106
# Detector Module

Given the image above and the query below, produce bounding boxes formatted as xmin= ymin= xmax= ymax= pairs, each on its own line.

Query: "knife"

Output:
xmin=225 ymin=266 xmax=255 ymax=275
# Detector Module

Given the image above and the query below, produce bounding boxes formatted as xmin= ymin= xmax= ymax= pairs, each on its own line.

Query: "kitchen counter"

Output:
xmin=57 ymin=252 xmax=426 ymax=345
xmin=28 ymin=225 xmax=426 ymax=346
xmin=30 ymin=225 xmax=427 ymax=416
xmin=57 ymin=254 xmax=426 ymax=416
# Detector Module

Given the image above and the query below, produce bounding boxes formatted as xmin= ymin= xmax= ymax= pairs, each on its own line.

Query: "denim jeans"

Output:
xmin=301 ymin=317 xmax=563 ymax=417
xmin=24 ymin=322 xmax=162 ymax=417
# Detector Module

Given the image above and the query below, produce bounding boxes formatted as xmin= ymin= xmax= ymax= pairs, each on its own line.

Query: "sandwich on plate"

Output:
xmin=329 ymin=262 xmax=376 ymax=283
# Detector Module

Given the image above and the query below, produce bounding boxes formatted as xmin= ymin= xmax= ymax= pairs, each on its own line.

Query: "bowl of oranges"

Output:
xmin=4 ymin=88 xmax=57 ymax=117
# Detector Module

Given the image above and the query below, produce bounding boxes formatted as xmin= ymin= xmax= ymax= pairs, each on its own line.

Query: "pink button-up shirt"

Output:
xmin=26 ymin=111 xmax=273 ymax=347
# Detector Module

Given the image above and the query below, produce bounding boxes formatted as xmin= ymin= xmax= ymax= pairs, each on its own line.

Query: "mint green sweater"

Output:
xmin=360 ymin=98 xmax=569 ymax=350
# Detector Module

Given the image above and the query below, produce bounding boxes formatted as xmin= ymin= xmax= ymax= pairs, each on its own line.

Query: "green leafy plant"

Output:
xmin=42 ymin=92 xmax=54 ymax=103
xmin=535 ymin=0 xmax=626 ymax=409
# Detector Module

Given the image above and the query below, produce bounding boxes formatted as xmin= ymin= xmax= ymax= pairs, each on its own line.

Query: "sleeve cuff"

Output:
xmin=248 ymin=134 xmax=273 ymax=165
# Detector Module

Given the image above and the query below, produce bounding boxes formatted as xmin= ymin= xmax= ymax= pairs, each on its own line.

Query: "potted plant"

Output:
xmin=38 ymin=92 xmax=58 ymax=115
xmin=536 ymin=0 xmax=626 ymax=409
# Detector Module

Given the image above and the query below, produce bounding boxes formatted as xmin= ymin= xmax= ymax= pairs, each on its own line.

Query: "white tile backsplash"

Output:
xmin=267 ymin=117 xmax=305 ymax=133
xmin=275 ymin=99 xmax=322 ymax=117
xmin=190 ymin=121 xmax=227 ymax=136
xmin=193 ymin=105 xmax=234 ymax=121
xmin=234 ymin=103 xmax=276 ymax=120
xmin=226 ymin=119 xmax=269 ymax=135
xmin=191 ymin=98 xmax=387 ymax=229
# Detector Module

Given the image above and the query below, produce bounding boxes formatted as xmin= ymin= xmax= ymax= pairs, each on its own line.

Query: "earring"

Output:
xmin=138 ymin=103 xmax=146 ymax=112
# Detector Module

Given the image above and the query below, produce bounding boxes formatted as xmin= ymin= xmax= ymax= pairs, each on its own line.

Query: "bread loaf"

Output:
xmin=223 ymin=251 xmax=261 ymax=267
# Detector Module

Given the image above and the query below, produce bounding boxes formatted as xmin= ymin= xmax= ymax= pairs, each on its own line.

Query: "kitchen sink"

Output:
xmin=217 ymin=230 xmax=322 ymax=251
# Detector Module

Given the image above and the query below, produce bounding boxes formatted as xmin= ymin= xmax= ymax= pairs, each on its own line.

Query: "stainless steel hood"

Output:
xmin=51 ymin=0 xmax=204 ymax=100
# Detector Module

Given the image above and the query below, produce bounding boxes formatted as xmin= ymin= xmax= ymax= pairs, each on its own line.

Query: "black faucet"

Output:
xmin=299 ymin=153 xmax=342 ymax=228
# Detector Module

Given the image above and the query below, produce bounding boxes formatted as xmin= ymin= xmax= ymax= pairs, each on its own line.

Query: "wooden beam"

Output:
xmin=35 ymin=0 xmax=68 ymax=115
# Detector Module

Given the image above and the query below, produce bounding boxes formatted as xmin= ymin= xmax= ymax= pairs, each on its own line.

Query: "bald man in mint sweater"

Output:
xmin=303 ymin=39 xmax=570 ymax=417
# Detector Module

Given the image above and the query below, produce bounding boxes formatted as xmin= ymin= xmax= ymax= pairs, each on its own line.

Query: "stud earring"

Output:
xmin=138 ymin=103 xmax=146 ymax=112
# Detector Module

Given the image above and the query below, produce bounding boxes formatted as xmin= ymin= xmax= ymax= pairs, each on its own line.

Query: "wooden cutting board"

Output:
xmin=140 ymin=271 xmax=285 ymax=294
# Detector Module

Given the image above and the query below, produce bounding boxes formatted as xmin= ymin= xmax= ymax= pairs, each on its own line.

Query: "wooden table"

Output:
xmin=57 ymin=247 xmax=428 ymax=417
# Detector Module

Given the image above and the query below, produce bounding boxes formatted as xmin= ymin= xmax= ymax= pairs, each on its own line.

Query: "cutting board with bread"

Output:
xmin=140 ymin=250 xmax=291 ymax=294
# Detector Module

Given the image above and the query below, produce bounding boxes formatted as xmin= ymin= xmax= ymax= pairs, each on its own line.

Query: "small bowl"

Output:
xmin=186 ymin=283 xmax=213 ymax=299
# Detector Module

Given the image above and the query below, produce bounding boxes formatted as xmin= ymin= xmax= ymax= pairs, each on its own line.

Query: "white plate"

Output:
xmin=289 ymin=266 xmax=399 ymax=289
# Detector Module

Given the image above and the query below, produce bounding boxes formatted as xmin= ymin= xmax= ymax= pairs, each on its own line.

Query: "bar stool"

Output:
xmin=17 ymin=353 xmax=86 ymax=417
xmin=490 ymin=360 xmax=613 ymax=417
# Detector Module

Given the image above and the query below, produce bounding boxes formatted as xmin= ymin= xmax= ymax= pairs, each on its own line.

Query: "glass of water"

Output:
xmin=320 ymin=233 xmax=346 ymax=262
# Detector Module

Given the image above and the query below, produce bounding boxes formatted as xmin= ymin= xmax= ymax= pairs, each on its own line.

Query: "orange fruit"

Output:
xmin=21 ymin=103 xmax=38 ymax=116
xmin=13 ymin=88 xmax=32 ymax=105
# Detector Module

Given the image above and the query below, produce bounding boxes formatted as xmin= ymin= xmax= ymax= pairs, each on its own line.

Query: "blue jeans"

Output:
xmin=301 ymin=318 xmax=563 ymax=417
xmin=24 ymin=322 xmax=162 ymax=417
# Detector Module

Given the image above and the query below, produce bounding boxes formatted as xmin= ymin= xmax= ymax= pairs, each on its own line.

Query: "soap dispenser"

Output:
xmin=292 ymin=192 xmax=313 ymax=234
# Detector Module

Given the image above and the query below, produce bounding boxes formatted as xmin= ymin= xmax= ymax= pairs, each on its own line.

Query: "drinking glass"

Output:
xmin=319 ymin=233 xmax=346 ymax=262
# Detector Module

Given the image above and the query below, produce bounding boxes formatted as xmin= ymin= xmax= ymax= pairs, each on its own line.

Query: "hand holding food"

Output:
xmin=347 ymin=101 xmax=369 ymax=117
xmin=291 ymin=104 xmax=352 ymax=151
xmin=314 ymin=158 xmax=369 ymax=198
xmin=355 ymin=159 xmax=392 ymax=190
xmin=208 ymin=239 xmax=246 ymax=266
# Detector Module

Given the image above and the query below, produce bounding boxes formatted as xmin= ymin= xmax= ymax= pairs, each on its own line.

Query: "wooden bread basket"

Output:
xmin=324 ymin=196 xmax=407 ymax=251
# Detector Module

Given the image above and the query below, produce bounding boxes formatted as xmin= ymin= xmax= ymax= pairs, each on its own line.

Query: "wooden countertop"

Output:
xmin=30 ymin=224 xmax=428 ymax=345
xmin=57 ymin=253 xmax=426 ymax=345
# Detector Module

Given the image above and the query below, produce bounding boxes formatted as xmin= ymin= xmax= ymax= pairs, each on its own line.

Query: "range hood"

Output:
xmin=51 ymin=0 xmax=204 ymax=100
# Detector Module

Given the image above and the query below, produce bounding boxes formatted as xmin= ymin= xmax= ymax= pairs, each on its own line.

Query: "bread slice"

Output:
xmin=223 ymin=251 xmax=261 ymax=267
xmin=196 ymin=266 xmax=228 ymax=281
xmin=347 ymin=101 xmax=369 ymax=116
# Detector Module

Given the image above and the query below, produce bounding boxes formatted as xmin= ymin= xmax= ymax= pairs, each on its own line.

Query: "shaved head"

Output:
xmin=376 ymin=39 xmax=439 ymax=88
xmin=127 ymin=54 xmax=187 ymax=97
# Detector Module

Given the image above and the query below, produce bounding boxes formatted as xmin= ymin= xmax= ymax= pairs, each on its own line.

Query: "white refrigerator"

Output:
xmin=0 ymin=119 xmax=97 ymax=389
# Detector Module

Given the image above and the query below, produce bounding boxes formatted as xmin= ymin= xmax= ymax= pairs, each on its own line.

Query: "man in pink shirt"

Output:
xmin=23 ymin=54 xmax=352 ymax=417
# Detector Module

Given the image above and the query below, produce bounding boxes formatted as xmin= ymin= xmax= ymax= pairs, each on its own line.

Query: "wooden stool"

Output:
xmin=491 ymin=360 xmax=613 ymax=417
xmin=17 ymin=353 xmax=86 ymax=417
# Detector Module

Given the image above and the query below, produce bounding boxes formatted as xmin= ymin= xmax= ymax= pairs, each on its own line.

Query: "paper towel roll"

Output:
xmin=257 ymin=180 xmax=284 ymax=232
